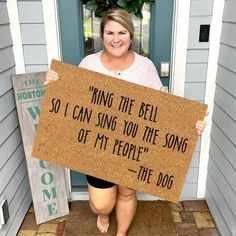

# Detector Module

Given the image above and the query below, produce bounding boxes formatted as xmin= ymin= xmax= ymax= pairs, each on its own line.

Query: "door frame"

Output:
xmin=42 ymin=0 xmax=190 ymax=200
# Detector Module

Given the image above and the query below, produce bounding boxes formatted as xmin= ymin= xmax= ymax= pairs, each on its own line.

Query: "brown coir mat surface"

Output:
xmin=65 ymin=201 xmax=177 ymax=236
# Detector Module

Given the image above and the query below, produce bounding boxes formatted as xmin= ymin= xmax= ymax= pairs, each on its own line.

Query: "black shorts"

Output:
xmin=86 ymin=175 xmax=115 ymax=189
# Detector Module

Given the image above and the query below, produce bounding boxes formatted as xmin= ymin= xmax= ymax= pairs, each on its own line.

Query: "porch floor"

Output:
xmin=17 ymin=200 xmax=220 ymax=236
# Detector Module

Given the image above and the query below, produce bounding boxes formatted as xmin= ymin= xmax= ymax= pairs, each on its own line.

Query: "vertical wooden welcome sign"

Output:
xmin=12 ymin=73 xmax=69 ymax=224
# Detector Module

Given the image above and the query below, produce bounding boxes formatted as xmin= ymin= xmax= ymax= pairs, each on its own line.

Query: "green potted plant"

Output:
xmin=81 ymin=0 xmax=154 ymax=18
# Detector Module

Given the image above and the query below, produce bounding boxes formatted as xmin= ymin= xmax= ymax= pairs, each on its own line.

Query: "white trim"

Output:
xmin=42 ymin=0 xmax=61 ymax=66
xmin=70 ymin=191 xmax=89 ymax=201
xmin=7 ymin=0 xmax=25 ymax=74
xmin=70 ymin=191 xmax=162 ymax=201
xmin=197 ymin=0 xmax=224 ymax=198
xmin=170 ymin=0 xmax=190 ymax=96
xmin=65 ymin=169 xmax=72 ymax=198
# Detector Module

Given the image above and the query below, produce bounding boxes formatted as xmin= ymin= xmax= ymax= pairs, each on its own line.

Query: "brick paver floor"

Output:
xmin=17 ymin=200 xmax=220 ymax=236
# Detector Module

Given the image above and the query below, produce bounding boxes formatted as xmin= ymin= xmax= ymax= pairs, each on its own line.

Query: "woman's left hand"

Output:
xmin=196 ymin=120 xmax=206 ymax=135
xmin=196 ymin=112 xmax=208 ymax=135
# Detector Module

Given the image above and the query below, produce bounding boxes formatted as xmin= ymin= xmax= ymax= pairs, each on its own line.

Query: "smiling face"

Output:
xmin=103 ymin=20 xmax=132 ymax=59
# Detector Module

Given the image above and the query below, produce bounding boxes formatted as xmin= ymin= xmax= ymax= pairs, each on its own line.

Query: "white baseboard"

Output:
xmin=69 ymin=190 xmax=162 ymax=201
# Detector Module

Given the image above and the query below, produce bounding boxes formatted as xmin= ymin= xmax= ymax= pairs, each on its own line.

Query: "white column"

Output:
xmin=7 ymin=0 xmax=25 ymax=74
xmin=197 ymin=0 xmax=224 ymax=198
xmin=42 ymin=0 xmax=61 ymax=66
xmin=170 ymin=0 xmax=191 ymax=96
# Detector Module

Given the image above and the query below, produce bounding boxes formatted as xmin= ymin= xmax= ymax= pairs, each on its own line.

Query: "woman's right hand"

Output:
xmin=43 ymin=69 xmax=59 ymax=85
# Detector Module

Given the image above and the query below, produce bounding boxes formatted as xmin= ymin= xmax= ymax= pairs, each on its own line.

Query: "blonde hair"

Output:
xmin=100 ymin=8 xmax=134 ymax=40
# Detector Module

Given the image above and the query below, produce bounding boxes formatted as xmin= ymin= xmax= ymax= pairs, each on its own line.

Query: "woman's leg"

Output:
xmin=87 ymin=183 xmax=117 ymax=233
xmin=116 ymin=186 xmax=137 ymax=236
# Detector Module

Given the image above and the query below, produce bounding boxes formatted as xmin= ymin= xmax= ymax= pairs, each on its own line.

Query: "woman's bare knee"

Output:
xmin=117 ymin=186 xmax=136 ymax=201
xmin=88 ymin=183 xmax=117 ymax=214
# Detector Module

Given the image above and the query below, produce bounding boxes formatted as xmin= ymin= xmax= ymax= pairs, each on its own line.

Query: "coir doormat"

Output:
xmin=65 ymin=200 xmax=177 ymax=236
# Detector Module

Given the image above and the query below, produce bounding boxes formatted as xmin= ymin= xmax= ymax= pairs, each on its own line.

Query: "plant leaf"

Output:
xmin=81 ymin=0 xmax=154 ymax=18
xmin=81 ymin=0 xmax=90 ymax=4
xmin=85 ymin=0 xmax=98 ymax=11
xmin=117 ymin=0 xmax=127 ymax=8
xmin=95 ymin=5 xmax=107 ymax=17
xmin=135 ymin=9 xmax=143 ymax=18
xmin=108 ymin=0 xmax=118 ymax=5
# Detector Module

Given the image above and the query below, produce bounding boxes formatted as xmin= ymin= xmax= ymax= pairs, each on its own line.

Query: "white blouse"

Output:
xmin=79 ymin=51 xmax=163 ymax=90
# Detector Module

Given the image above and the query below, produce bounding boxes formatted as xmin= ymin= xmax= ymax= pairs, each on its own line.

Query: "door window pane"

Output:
xmin=83 ymin=4 xmax=151 ymax=57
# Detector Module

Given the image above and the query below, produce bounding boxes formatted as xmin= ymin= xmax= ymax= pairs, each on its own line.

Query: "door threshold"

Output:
xmin=70 ymin=189 xmax=162 ymax=201
xmin=69 ymin=187 xmax=89 ymax=201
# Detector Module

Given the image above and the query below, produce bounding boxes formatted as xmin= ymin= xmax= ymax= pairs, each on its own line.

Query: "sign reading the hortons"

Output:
xmin=32 ymin=60 xmax=208 ymax=203
xmin=12 ymin=72 xmax=69 ymax=224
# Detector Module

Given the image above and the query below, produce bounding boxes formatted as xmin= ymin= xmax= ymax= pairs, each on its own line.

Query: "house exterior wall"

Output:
xmin=205 ymin=1 xmax=236 ymax=235
xmin=181 ymin=0 xmax=213 ymax=199
xmin=0 ymin=0 xmax=31 ymax=235
xmin=18 ymin=0 xmax=48 ymax=73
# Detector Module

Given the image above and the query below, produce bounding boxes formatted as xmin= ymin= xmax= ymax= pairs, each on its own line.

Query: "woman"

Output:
xmin=45 ymin=8 xmax=206 ymax=236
